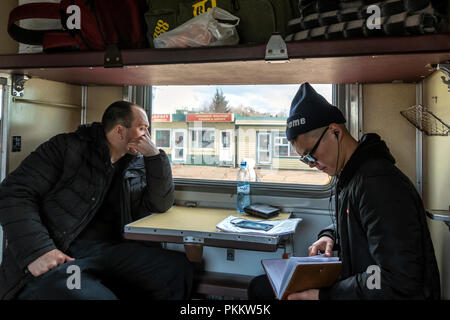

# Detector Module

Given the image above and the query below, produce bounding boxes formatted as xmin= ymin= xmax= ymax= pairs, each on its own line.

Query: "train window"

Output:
xmin=151 ymin=84 xmax=333 ymax=186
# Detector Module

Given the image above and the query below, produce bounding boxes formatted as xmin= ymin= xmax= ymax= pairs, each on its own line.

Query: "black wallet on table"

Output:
xmin=243 ymin=204 xmax=280 ymax=219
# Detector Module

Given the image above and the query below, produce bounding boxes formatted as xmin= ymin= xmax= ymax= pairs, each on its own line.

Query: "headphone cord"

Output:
xmin=330 ymin=131 xmax=341 ymax=250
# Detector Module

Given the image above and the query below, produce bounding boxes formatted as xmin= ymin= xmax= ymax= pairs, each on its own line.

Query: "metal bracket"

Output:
xmin=265 ymin=33 xmax=289 ymax=64
xmin=426 ymin=209 xmax=450 ymax=232
xmin=227 ymin=249 xmax=235 ymax=261
xmin=11 ymin=75 xmax=30 ymax=97
xmin=104 ymin=44 xmax=123 ymax=68
xmin=183 ymin=236 xmax=204 ymax=244
xmin=436 ymin=63 xmax=450 ymax=92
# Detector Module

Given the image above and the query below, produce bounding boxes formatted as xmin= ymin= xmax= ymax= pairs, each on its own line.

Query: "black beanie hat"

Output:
xmin=286 ymin=83 xmax=346 ymax=141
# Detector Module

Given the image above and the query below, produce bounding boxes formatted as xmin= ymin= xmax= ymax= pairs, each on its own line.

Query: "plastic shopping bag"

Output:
xmin=153 ymin=7 xmax=240 ymax=48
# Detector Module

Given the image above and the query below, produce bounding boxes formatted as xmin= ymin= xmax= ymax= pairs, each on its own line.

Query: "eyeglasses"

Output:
xmin=299 ymin=127 xmax=328 ymax=165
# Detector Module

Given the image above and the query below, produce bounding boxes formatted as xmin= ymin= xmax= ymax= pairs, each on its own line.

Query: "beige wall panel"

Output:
xmin=237 ymin=127 xmax=256 ymax=163
xmin=211 ymin=123 xmax=235 ymax=131
xmin=422 ymin=71 xmax=450 ymax=209
xmin=86 ymin=86 xmax=122 ymax=123
xmin=8 ymin=78 xmax=81 ymax=172
xmin=362 ymin=84 xmax=417 ymax=184
xmin=422 ymin=71 xmax=450 ymax=299
xmin=0 ymin=0 xmax=18 ymax=55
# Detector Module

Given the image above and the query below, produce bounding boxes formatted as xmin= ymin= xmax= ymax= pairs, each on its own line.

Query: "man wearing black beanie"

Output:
xmin=248 ymin=83 xmax=440 ymax=300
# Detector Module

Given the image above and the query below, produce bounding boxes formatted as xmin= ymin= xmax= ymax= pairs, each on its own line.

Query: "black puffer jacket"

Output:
xmin=318 ymin=133 xmax=440 ymax=300
xmin=0 ymin=123 xmax=175 ymax=300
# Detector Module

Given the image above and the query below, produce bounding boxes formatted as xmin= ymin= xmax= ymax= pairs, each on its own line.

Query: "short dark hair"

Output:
xmin=101 ymin=101 xmax=135 ymax=133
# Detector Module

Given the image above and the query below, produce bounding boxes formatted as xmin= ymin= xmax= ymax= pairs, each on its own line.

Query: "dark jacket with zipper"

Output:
xmin=318 ymin=133 xmax=440 ymax=300
xmin=0 ymin=122 xmax=175 ymax=300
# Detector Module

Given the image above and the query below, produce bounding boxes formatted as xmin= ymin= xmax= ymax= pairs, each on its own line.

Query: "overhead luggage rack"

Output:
xmin=1 ymin=34 xmax=450 ymax=85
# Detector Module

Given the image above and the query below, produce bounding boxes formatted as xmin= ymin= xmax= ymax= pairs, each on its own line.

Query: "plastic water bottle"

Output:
xmin=236 ymin=161 xmax=251 ymax=214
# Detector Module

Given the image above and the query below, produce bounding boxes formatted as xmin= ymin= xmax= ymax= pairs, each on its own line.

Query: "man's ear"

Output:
xmin=115 ymin=125 xmax=124 ymax=140
xmin=290 ymin=136 xmax=301 ymax=155
xmin=329 ymin=123 xmax=340 ymax=139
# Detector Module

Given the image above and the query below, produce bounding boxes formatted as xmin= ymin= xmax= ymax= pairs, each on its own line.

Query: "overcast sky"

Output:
xmin=152 ymin=84 xmax=333 ymax=116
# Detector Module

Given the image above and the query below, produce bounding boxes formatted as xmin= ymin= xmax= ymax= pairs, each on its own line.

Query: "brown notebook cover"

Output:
xmin=262 ymin=258 xmax=342 ymax=300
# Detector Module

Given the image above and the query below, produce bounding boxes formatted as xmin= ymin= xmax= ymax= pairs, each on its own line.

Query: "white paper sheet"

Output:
xmin=216 ymin=216 xmax=302 ymax=236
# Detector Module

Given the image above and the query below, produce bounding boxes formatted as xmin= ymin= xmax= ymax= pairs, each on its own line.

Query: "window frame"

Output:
xmin=273 ymin=130 xmax=299 ymax=158
xmin=219 ymin=129 xmax=233 ymax=162
xmin=256 ymin=130 xmax=272 ymax=165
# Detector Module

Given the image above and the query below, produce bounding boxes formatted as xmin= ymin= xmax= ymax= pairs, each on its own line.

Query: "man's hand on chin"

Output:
xmin=127 ymin=131 xmax=160 ymax=157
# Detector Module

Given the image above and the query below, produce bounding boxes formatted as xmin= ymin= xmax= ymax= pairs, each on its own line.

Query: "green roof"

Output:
xmin=172 ymin=114 xmax=186 ymax=122
xmin=234 ymin=114 xmax=287 ymax=121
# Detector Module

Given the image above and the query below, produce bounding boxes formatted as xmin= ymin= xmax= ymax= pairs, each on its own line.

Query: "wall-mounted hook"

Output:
xmin=12 ymin=74 xmax=30 ymax=97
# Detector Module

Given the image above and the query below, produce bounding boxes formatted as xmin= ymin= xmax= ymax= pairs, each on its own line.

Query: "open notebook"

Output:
xmin=261 ymin=254 xmax=342 ymax=300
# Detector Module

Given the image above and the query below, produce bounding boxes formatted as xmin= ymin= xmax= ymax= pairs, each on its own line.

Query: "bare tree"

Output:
xmin=275 ymin=110 xmax=288 ymax=118
xmin=230 ymin=104 xmax=273 ymax=117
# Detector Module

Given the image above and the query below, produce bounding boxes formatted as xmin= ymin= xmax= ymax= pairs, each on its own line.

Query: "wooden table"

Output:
xmin=124 ymin=205 xmax=294 ymax=261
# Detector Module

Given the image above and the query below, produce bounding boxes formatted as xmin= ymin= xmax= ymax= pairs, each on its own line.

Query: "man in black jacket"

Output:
xmin=248 ymin=83 xmax=440 ymax=300
xmin=0 ymin=101 xmax=193 ymax=300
